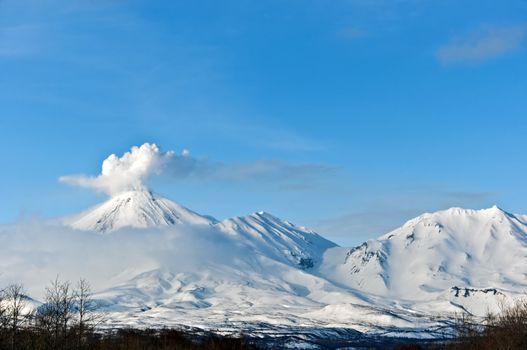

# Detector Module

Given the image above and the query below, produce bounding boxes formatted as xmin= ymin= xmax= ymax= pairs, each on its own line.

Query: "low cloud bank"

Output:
xmin=0 ymin=220 xmax=243 ymax=300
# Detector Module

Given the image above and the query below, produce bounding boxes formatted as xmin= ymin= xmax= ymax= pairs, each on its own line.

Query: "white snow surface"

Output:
xmin=2 ymin=193 xmax=527 ymax=339
xmin=64 ymin=190 xmax=215 ymax=232
xmin=319 ymin=206 xmax=527 ymax=317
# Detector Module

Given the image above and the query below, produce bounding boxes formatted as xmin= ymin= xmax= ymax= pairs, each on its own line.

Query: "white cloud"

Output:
xmin=60 ymin=143 xmax=175 ymax=195
xmin=437 ymin=24 xmax=527 ymax=64
xmin=60 ymin=143 xmax=335 ymax=196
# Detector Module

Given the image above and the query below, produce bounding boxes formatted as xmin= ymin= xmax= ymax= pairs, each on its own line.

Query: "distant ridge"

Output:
xmin=319 ymin=206 xmax=527 ymax=315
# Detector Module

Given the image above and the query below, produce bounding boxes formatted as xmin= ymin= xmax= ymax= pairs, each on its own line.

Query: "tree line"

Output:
xmin=0 ymin=278 xmax=104 ymax=350
xmin=10 ymin=275 xmax=525 ymax=350
xmin=441 ymin=299 xmax=527 ymax=350
xmin=0 ymin=278 xmax=258 ymax=350
xmin=395 ymin=299 xmax=527 ymax=350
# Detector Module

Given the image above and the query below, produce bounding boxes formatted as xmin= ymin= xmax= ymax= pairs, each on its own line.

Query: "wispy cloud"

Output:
xmin=437 ymin=24 xmax=527 ymax=64
xmin=60 ymin=143 xmax=336 ymax=196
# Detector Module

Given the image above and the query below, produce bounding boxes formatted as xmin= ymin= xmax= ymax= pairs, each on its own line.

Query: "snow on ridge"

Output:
xmin=61 ymin=188 xmax=337 ymax=270
xmin=7 ymin=198 xmax=527 ymax=336
xmin=318 ymin=204 xmax=527 ymax=317
xmin=217 ymin=209 xmax=337 ymax=269
xmin=63 ymin=189 xmax=216 ymax=233
xmin=392 ymin=205 xmax=514 ymax=235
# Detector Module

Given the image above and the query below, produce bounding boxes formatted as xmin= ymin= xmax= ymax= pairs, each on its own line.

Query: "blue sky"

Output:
xmin=1 ymin=0 xmax=526 ymax=246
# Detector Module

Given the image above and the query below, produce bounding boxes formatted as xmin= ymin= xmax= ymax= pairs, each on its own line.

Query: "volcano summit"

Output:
xmin=64 ymin=190 xmax=216 ymax=232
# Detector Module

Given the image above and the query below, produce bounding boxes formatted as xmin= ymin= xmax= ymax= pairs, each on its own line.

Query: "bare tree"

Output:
xmin=0 ymin=287 xmax=7 ymax=346
xmin=4 ymin=284 xmax=27 ymax=350
xmin=74 ymin=278 xmax=100 ymax=349
xmin=36 ymin=277 xmax=75 ymax=349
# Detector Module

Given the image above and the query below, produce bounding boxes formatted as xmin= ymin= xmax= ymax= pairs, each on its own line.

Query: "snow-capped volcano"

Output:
xmin=64 ymin=188 xmax=336 ymax=269
xmin=65 ymin=190 xmax=216 ymax=232
xmin=7 ymin=198 xmax=527 ymax=344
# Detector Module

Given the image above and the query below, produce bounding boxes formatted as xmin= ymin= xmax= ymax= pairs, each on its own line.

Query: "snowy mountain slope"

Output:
xmin=5 ymin=197 xmax=527 ymax=343
xmin=3 ymin=213 xmax=385 ymax=336
xmin=91 ymin=247 xmax=441 ymax=338
xmin=318 ymin=206 xmax=527 ymax=315
xmin=64 ymin=190 xmax=216 ymax=232
xmin=95 ymin=259 xmax=368 ymax=330
xmin=216 ymin=211 xmax=337 ymax=268
xmin=64 ymin=188 xmax=336 ymax=270
xmin=58 ymin=201 xmax=516 ymax=330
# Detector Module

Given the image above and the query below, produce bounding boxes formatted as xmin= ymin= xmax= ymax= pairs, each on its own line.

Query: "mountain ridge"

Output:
xmin=6 ymin=193 xmax=527 ymax=341
xmin=318 ymin=204 xmax=527 ymax=316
